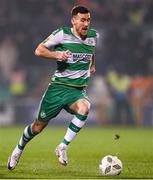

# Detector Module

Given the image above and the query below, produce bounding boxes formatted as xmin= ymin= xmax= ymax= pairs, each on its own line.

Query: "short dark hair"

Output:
xmin=71 ymin=6 xmax=90 ymax=16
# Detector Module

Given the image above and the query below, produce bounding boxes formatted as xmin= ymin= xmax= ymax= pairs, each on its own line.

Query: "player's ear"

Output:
xmin=71 ymin=16 xmax=77 ymax=26
xmin=71 ymin=17 xmax=74 ymax=25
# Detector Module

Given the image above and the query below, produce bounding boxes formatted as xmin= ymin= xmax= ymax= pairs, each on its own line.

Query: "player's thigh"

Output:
xmin=64 ymin=88 xmax=90 ymax=115
xmin=37 ymin=85 xmax=63 ymax=121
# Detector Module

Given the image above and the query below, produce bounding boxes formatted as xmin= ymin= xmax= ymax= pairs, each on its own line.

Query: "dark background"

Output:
xmin=0 ymin=0 xmax=153 ymax=127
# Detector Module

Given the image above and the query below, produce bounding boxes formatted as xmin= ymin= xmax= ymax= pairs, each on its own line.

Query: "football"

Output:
xmin=99 ymin=155 xmax=123 ymax=176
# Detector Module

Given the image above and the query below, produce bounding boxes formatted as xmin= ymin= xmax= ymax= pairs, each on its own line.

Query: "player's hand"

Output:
xmin=90 ymin=65 xmax=96 ymax=76
xmin=57 ymin=50 xmax=72 ymax=61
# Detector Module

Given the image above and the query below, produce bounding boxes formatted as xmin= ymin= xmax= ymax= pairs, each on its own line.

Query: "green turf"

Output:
xmin=0 ymin=126 xmax=153 ymax=179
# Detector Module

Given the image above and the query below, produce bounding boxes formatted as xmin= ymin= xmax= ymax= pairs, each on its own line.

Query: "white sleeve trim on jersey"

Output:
xmin=43 ymin=29 xmax=64 ymax=48
xmin=96 ymin=32 xmax=100 ymax=39
xmin=95 ymin=32 xmax=100 ymax=45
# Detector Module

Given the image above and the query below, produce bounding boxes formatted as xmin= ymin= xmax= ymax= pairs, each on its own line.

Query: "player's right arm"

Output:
xmin=35 ymin=44 xmax=71 ymax=61
xmin=35 ymin=28 xmax=71 ymax=61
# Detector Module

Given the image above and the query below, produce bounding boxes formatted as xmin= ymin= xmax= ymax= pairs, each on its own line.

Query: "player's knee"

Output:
xmin=33 ymin=127 xmax=43 ymax=134
xmin=32 ymin=120 xmax=48 ymax=134
xmin=70 ymin=99 xmax=91 ymax=115
xmin=77 ymin=101 xmax=90 ymax=115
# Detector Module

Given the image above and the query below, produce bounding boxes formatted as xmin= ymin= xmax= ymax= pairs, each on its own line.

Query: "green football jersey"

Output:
xmin=42 ymin=27 xmax=98 ymax=87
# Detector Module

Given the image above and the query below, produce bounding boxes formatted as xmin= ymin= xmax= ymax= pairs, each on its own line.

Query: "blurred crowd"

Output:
xmin=0 ymin=0 xmax=153 ymax=126
xmin=90 ymin=69 xmax=153 ymax=126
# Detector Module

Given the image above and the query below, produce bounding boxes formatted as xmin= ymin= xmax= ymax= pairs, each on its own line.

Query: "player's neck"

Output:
xmin=71 ymin=28 xmax=86 ymax=40
xmin=71 ymin=27 xmax=80 ymax=39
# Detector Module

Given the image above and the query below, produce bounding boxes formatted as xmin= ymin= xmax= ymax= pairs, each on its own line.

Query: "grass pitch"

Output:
xmin=0 ymin=126 xmax=153 ymax=179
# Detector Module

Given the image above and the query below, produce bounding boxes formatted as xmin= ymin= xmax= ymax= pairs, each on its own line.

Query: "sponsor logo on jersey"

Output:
xmin=71 ymin=53 xmax=92 ymax=62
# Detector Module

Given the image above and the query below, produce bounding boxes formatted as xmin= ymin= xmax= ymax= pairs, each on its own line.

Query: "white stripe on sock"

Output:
xmin=63 ymin=116 xmax=87 ymax=144
xmin=24 ymin=126 xmax=30 ymax=138
xmin=64 ymin=128 xmax=77 ymax=142
xmin=71 ymin=116 xmax=86 ymax=128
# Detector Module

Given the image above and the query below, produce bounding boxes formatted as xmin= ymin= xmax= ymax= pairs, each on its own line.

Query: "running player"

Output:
xmin=7 ymin=5 xmax=99 ymax=170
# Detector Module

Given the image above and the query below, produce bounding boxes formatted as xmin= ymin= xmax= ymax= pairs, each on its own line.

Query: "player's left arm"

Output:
xmin=90 ymin=31 xmax=99 ymax=76
xmin=90 ymin=54 xmax=96 ymax=76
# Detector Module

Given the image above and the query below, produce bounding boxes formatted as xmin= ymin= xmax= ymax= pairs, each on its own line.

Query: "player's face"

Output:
xmin=72 ymin=13 xmax=90 ymax=37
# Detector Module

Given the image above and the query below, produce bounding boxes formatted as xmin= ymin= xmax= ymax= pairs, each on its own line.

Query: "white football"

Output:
xmin=99 ymin=155 xmax=123 ymax=176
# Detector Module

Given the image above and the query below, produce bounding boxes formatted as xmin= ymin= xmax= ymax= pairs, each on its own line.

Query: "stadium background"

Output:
xmin=0 ymin=0 xmax=153 ymax=127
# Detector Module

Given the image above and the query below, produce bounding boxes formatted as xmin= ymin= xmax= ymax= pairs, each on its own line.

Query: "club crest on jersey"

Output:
xmin=40 ymin=111 xmax=46 ymax=118
xmin=87 ymin=39 xmax=94 ymax=45
xmin=83 ymin=37 xmax=96 ymax=46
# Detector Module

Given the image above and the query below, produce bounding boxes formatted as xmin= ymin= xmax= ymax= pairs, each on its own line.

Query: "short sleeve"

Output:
xmin=42 ymin=28 xmax=63 ymax=48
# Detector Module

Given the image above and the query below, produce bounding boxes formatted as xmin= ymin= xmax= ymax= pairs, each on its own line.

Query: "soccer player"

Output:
xmin=7 ymin=5 xmax=99 ymax=170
